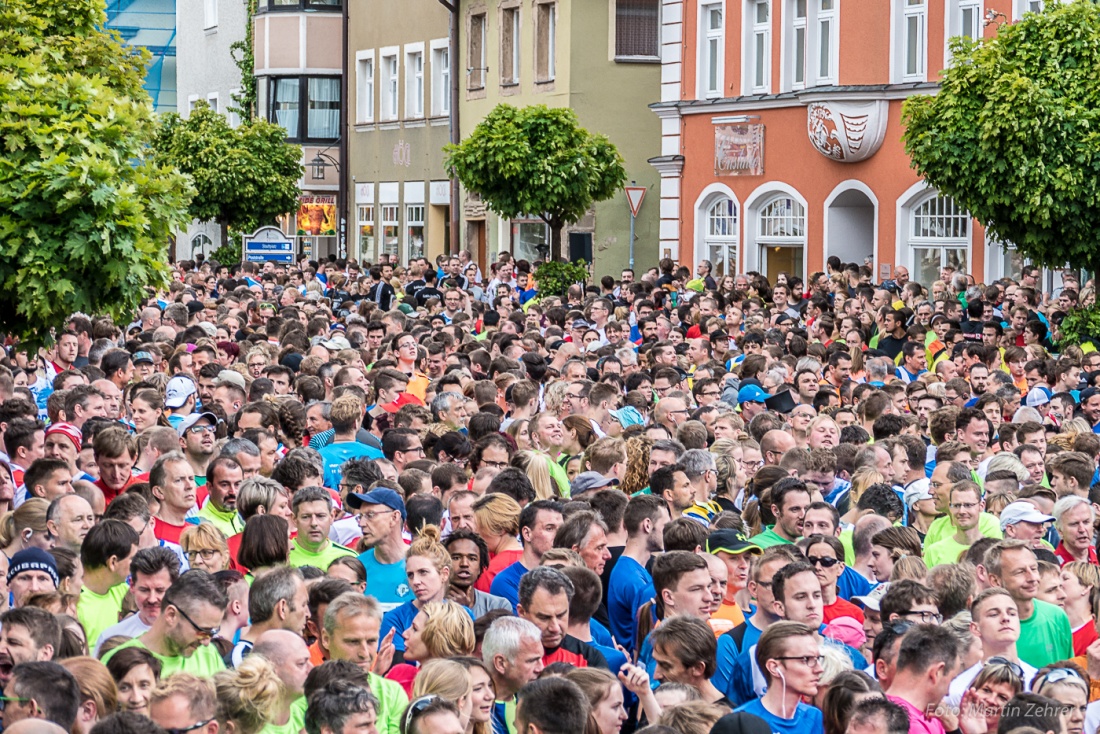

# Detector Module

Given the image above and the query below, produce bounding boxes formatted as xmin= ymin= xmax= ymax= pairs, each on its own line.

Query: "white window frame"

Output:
xmin=204 ymin=0 xmax=218 ymax=30
xmin=906 ymin=192 xmax=971 ymax=283
xmin=406 ymin=204 xmax=426 ymax=261
xmin=206 ymin=93 xmax=219 ymax=114
xmin=744 ymin=0 xmax=771 ymax=95
xmin=699 ymin=2 xmax=725 ymax=99
xmin=756 ymin=194 xmax=806 ymax=278
xmin=815 ymin=0 xmax=837 ymax=85
xmin=381 ymin=204 xmax=400 ymax=258
xmin=380 ymin=48 xmax=399 ymax=121
xmin=227 ymin=89 xmax=241 ymax=127
xmin=945 ymin=0 xmax=982 ymax=65
xmin=1013 ymin=0 xmax=1047 ymax=18
xmin=430 ymin=40 xmax=450 ymax=116
xmin=697 ymin=194 xmax=740 ymax=278
xmin=186 ymin=94 xmax=200 ymax=115
xmin=896 ymin=0 xmax=927 ymax=83
xmin=357 ymin=204 xmax=376 ymax=262
xmin=468 ymin=13 xmax=487 ymax=91
xmin=787 ymin=0 xmax=807 ymax=90
xmin=405 ymin=45 xmax=425 ymax=119
xmin=355 ymin=50 xmax=374 ymax=124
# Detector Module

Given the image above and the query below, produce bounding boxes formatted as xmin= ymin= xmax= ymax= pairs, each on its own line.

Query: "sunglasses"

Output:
xmin=404 ymin=695 xmax=441 ymax=732
xmin=986 ymin=657 xmax=1024 ymax=678
xmin=807 ymin=556 xmax=840 ymax=568
xmin=162 ymin=720 xmax=213 ymax=734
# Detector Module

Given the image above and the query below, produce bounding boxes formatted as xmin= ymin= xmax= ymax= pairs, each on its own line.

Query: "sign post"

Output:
xmin=624 ymin=185 xmax=647 ymax=270
xmin=242 ymin=226 xmax=295 ymax=264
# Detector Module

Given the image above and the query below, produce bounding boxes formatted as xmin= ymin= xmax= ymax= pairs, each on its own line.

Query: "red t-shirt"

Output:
xmin=475 ymin=549 xmax=524 ymax=593
xmin=153 ymin=517 xmax=186 ymax=545
xmin=823 ymin=597 xmax=865 ymax=624
xmin=95 ymin=476 xmax=137 ymax=506
xmin=1055 ymin=542 xmax=1099 ymax=566
xmin=1073 ymin=621 xmax=1099 ymax=657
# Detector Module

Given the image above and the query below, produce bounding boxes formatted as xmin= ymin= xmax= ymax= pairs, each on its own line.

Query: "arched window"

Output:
xmin=703 ymin=197 xmax=738 ymax=278
xmin=908 ymin=193 xmax=969 ymax=285
xmin=757 ymin=195 xmax=805 ymax=280
xmin=190 ymin=233 xmax=213 ymax=257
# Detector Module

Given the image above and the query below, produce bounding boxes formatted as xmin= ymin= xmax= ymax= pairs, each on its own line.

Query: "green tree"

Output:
xmin=445 ymin=104 xmax=626 ymax=260
xmin=903 ymin=1 xmax=1100 ymax=276
xmin=153 ymin=102 xmax=303 ymax=258
xmin=0 ymin=0 xmax=193 ymax=348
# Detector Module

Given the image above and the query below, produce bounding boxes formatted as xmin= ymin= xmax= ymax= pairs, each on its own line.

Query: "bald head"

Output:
xmin=253 ymin=628 xmax=307 ymax=658
xmin=253 ymin=629 xmax=313 ymax=697
xmin=5 ymin=721 xmax=67 ymax=734
xmin=760 ymin=430 xmax=796 ymax=464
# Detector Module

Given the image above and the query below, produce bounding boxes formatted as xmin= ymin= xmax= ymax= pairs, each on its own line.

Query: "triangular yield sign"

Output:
xmin=625 ymin=186 xmax=647 ymax=217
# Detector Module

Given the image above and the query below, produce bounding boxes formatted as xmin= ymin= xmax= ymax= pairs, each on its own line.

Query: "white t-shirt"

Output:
xmin=94 ymin=613 xmax=152 ymax=656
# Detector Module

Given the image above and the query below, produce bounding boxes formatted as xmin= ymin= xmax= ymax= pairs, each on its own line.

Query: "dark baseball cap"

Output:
xmin=706 ymin=529 xmax=762 ymax=557
xmin=345 ymin=488 xmax=406 ymax=520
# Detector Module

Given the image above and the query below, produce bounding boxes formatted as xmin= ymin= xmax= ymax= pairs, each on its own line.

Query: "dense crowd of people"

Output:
xmin=0 ymin=250 xmax=1098 ymax=734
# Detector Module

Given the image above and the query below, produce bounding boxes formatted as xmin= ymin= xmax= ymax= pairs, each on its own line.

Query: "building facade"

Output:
xmin=456 ymin=0 xmax=663 ymax=273
xmin=254 ymin=0 xmax=344 ymax=261
xmin=176 ymin=0 xmax=249 ymax=259
xmin=345 ymin=0 xmax=453 ymax=265
xmin=654 ymin=0 xmax=1055 ymax=285
xmin=108 ymin=0 xmax=177 ymax=112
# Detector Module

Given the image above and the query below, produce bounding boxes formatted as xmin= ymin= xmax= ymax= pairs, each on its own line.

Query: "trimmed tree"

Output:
xmin=445 ymin=104 xmax=626 ymax=260
xmin=0 ymin=0 xmax=193 ymax=348
xmin=153 ymin=101 xmax=303 ymax=259
xmin=903 ymin=1 xmax=1100 ymax=277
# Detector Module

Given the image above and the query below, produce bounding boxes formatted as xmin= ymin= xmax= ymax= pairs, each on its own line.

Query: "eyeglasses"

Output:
xmin=400 ymin=445 xmax=425 ymax=455
xmin=187 ymin=424 xmax=216 ymax=434
xmin=172 ymin=604 xmax=220 ymax=639
xmin=481 ymin=460 xmax=509 ymax=469
xmin=0 ymin=696 xmax=30 ymax=711
xmin=162 ymin=720 xmax=213 ymax=734
xmin=185 ymin=548 xmax=221 ymax=562
xmin=899 ymin=609 xmax=943 ymax=624
xmin=808 ymin=556 xmax=840 ymax=568
xmin=360 ymin=509 xmax=398 ymax=521
xmin=986 ymin=657 xmax=1024 ymax=678
xmin=774 ymin=655 xmax=825 ymax=668
xmin=404 ymin=695 xmax=441 ymax=732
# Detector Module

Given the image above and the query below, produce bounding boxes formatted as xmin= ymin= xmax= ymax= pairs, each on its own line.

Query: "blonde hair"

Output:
xmin=1064 ymin=561 xmax=1100 ymax=621
xmin=213 ymin=655 xmax=282 ymax=734
xmin=890 ymin=554 xmax=929 ymax=582
xmin=150 ymin=674 xmax=216 ymax=721
xmin=407 ymin=525 xmax=453 ymax=576
xmin=61 ymin=657 xmax=118 ymax=720
xmin=418 ymin=600 xmax=476 ymax=658
xmin=565 ymin=667 xmax=618 ymax=708
xmin=472 ymin=493 xmax=521 ymax=537
xmin=0 ymin=498 xmax=49 ymax=547
xmin=849 ymin=467 xmax=885 ymax=503
xmin=180 ymin=523 xmax=230 ymax=566
xmin=512 ymin=450 xmax=557 ymax=500
xmin=621 ymin=436 xmax=653 ymax=496
xmin=412 ymin=659 xmax=472 ymax=702
xmin=657 ymin=701 xmax=730 ymax=734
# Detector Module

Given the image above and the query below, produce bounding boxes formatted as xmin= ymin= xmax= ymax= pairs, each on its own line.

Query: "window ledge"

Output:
xmin=535 ymin=77 xmax=555 ymax=85
xmin=501 ymin=81 xmax=520 ymax=88
xmin=467 ymin=85 xmax=486 ymax=92
xmin=204 ymin=25 xmax=218 ymax=33
xmin=615 ymin=55 xmax=661 ymax=64
xmin=353 ymin=122 xmax=377 ymax=131
xmin=405 ymin=119 xmax=427 ymax=128
xmin=379 ymin=122 xmax=401 ymax=130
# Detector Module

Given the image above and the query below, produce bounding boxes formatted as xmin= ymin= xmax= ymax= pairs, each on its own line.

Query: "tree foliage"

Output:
xmin=153 ymin=101 xmax=303 ymax=251
xmin=903 ymin=1 xmax=1100 ymax=275
xmin=445 ymin=104 xmax=626 ymax=259
xmin=534 ymin=260 xmax=589 ymax=298
xmin=0 ymin=0 xmax=192 ymax=349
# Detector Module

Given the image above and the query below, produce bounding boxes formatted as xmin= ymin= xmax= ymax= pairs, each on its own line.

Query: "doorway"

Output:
xmin=826 ymin=188 xmax=876 ymax=269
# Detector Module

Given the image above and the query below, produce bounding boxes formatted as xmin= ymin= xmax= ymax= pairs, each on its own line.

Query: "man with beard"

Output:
xmin=178 ymin=412 xmax=217 ymax=487
xmin=0 ymin=608 xmax=58 ymax=689
xmin=102 ymin=570 xmax=229 ymax=677
xmin=608 ymin=495 xmax=669 ymax=653
xmin=93 ymin=547 xmax=181 ymax=655
xmin=443 ymin=529 xmax=513 ymax=616
xmin=197 ymin=456 xmax=244 ymax=538
xmin=753 ymin=479 xmax=812 ymax=549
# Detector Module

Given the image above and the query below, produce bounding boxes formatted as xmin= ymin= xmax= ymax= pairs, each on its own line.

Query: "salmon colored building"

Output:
xmin=650 ymin=0 xmax=1050 ymax=285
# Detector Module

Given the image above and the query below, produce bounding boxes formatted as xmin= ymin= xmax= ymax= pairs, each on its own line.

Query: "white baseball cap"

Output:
xmin=903 ymin=478 xmax=934 ymax=508
xmin=999 ymin=500 xmax=1055 ymax=531
xmin=164 ymin=376 xmax=197 ymax=409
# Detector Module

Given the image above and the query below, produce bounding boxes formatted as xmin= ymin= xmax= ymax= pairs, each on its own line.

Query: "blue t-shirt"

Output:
xmin=590 ymin=619 xmax=615 ymax=649
xmin=320 ymin=441 xmax=383 ymax=489
xmin=489 ymin=560 xmax=528 ymax=611
xmin=836 ymin=566 xmax=874 ymax=601
xmin=358 ymin=549 xmax=411 ymax=611
xmin=607 ymin=556 xmax=654 ymax=653
xmin=735 ymin=698 xmax=823 ymax=734
xmin=714 ymin=620 xmax=764 ymax=705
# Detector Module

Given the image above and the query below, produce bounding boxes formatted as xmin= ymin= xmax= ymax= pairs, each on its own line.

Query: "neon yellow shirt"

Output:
xmin=103 ymin=636 xmax=226 ymax=678
xmin=923 ymin=512 xmax=1003 ymax=548
xmin=288 ymin=538 xmax=356 ymax=571
xmin=78 ymin=582 xmax=130 ymax=651
xmin=197 ymin=501 xmax=243 ymax=538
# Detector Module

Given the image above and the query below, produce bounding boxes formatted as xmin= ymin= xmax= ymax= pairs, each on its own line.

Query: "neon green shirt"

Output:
xmin=923 ymin=512 xmax=1003 ymax=548
xmin=260 ymin=696 xmax=306 ymax=734
xmin=197 ymin=501 xmax=243 ymax=538
xmin=78 ymin=582 xmax=129 ymax=651
xmin=923 ymin=535 xmax=973 ymax=567
xmin=102 ymin=636 xmax=226 ymax=678
xmin=752 ymin=526 xmax=794 ymax=549
xmin=369 ymin=671 xmax=409 ymax=734
xmin=288 ymin=538 xmax=356 ymax=571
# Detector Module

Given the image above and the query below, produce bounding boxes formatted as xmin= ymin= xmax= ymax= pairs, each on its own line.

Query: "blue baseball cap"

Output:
xmin=346 ymin=488 xmax=407 ymax=520
xmin=737 ymin=385 xmax=768 ymax=405
xmin=609 ymin=406 xmax=645 ymax=428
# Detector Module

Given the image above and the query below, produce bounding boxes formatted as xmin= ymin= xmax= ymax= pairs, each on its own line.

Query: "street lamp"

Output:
xmin=310 ymin=151 xmax=341 ymax=181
